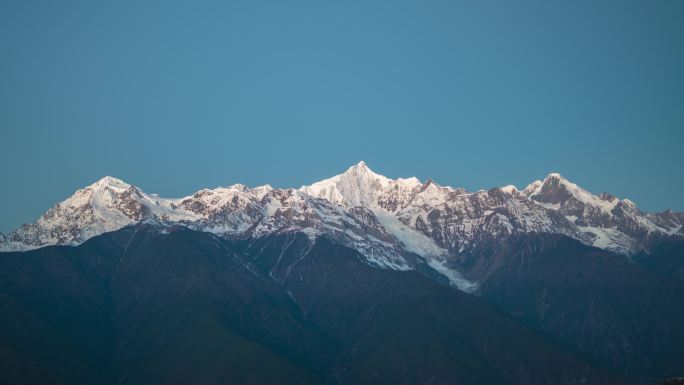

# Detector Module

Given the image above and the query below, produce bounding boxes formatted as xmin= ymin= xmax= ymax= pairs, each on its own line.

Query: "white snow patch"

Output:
xmin=372 ymin=208 xmax=446 ymax=258
xmin=540 ymin=202 xmax=561 ymax=210
xmin=500 ymin=185 xmax=518 ymax=194
xmin=427 ymin=259 xmax=478 ymax=293
xmin=577 ymin=226 xmax=635 ymax=254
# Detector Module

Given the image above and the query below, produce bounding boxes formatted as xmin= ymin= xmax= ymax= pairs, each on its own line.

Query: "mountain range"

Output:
xmin=2 ymin=162 xmax=682 ymax=290
xmin=1 ymin=162 xmax=683 ymax=385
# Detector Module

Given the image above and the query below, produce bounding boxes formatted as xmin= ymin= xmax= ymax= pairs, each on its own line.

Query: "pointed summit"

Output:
xmin=301 ymin=161 xmax=391 ymax=207
xmin=523 ymin=172 xmax=627 ymax=216
xmin=523 ymin=172 xmax=575 ymax=199
xmin=301 ymin=162 xmax=422 ymax=208
xmin=525 ymin=172 xmax=583 ymax=205
xmin=342 ymin=160 xmax=380 ymax=178
xmin=88 ymin=176 xmax=131 ymax=192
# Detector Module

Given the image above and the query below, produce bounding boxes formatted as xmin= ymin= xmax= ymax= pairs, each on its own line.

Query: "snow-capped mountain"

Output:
xmin=0 ymin=176 xmax=200 ymax=251
xmin=301 ymin=162 xmax=681 ymax=256
xmin=522 ymin=173 xmax=684 ymax=253
xmin=2 ymin=162 xmax=682 ymax=291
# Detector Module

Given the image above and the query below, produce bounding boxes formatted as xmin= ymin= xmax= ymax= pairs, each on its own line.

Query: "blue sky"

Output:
xmin=1 ymin=0 xmax=683 ymax=232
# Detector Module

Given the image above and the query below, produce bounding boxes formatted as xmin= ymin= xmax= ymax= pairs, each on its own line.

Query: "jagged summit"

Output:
xmin=350 ymin=159 xmax=369 ymax=170
xmin=525 ymin=172 xmax=623 ymax=212
xmin=523 ymin=172 xmax=566 ymax=194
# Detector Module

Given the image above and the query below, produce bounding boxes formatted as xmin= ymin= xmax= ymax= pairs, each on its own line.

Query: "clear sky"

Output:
xmin=1 ymin=0 xmax=683 ymax=232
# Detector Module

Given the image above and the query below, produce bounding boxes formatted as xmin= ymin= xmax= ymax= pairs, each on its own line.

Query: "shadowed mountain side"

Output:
xmin=472 ymin=234 xmax=684 ymax=380
xmin=0 ymin=225 xmax=325 ymax=385
xmin=1 ymin=224 xmax=624 ymax=385
xmin=634 ymin=237 xmax=684 ymax=286
xmin=234 ymin=234 xmax=624 ymax=385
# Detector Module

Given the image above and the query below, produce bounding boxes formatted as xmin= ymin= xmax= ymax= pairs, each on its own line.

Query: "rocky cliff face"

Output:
xmin=522 ymin=173 xmax=681 ymax=253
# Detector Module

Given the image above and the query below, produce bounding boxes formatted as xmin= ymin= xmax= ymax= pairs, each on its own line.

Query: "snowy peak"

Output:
xmin=300 ymin=161 xmax=422 ymax=210
xmin=524 ymin=173 xmax=618 ymax=213
xmin=499 ymin=185 xmax=519 ymax=195
xmin=517 ymin=172 xmax=684 ymax=254
xmin=525 ymin=173 xmax=573 ymax=204
xmin=1 ymin=177 xmax=201 ymax=251
xmin=89 ymin=176 xmax=131 ymax=191
xmin=349 ymin=160 xmax=371 ymax=173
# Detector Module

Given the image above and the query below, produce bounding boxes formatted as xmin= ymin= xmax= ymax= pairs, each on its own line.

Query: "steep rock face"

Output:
xmin=394 ymin=185 xmax=587 ymax=255
xmin=647 ymin=210 xmax=684 ymax=236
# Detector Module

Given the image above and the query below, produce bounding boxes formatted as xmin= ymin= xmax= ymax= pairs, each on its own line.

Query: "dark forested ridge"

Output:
xmin=0 ymin=223 xmax=682 ymax=384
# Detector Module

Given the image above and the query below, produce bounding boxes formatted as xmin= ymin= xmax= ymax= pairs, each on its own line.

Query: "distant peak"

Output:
xmin=228 ymin=183 xmax=249 ymax=191
xmin=522 ymin=173 xmax=576 ymax=201
xmin=419 ymin=178 xmax=435 ymax=192
xmin=540 ymin=173 xmax=580 ymax=190
xmin=98 ymin=175 xmax=124 ymax=184
xmin=300 ymin=161 xmax=423 ymax=208
xmin=346 ymin=160 xmax=372 ymax=173
xmin=544 ymin=172 xmax=566 ymax=181
xmin=342 ymin=161 xmax=384 ymax=180
xmin=89 ymin=176 xmax=130 ymax=190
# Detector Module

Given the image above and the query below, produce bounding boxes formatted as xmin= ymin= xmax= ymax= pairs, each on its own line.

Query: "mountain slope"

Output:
xmin=472 ymin=234 xmax=684 ymax=379
xmin=0 ymin=225 xmax=328 ymax=385
xmin=0 ymin=224 xmax=625 ymax=385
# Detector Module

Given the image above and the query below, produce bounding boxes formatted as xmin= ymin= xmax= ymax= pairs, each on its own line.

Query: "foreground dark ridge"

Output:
xmin=2 ymin=222 xmax=684 ymax=384
xmin=0 ymin=224 xmax=618 ymax=385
